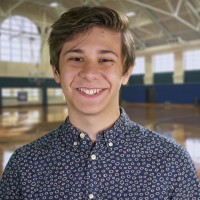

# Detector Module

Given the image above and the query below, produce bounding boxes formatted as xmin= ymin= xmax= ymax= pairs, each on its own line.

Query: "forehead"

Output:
xmin=74 ymin=26 xmax=121 ymax=40
xmin=61 ymin=27 xmax=122 ymax=52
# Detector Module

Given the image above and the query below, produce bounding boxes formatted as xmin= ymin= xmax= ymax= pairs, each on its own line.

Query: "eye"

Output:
xmin=99 ymin=58 xmax=113 ymax=62
xmin=69 ymin=57 xmax=83 ymax=62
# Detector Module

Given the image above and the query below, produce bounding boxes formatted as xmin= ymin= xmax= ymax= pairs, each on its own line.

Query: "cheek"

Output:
xmin=102 ymin=63 xmax=123 ymax=76
xmin=60 ymin=67 xmax=77 ymax=81
xmin=59 ymin=72 xmax=72 ymax=90
xmin=109 ymin=67 xmax=124 ymax=81
xmin=103 ymin=72 xmax=124 ymax=88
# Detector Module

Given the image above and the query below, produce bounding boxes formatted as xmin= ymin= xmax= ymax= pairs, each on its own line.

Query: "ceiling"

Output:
xmin=1 ymin=0 xmax=200 ymax=50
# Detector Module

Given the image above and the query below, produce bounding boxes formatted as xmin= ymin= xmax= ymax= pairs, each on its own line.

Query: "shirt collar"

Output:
xmin=59 ymin=107 xmax=132 ymax=147
xmin=101 ymin=107 xmax=132 ymax=141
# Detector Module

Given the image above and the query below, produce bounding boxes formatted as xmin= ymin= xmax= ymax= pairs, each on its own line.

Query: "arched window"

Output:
xmin=0 ymin=15 xmax=41 ymax=63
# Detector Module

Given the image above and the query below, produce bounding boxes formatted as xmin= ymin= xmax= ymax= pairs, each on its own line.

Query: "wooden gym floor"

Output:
xmin=0 ymin=103 xmax=199 ymax=178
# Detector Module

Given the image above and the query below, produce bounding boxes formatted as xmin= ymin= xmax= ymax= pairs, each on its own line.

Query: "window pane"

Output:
xmin=184 ymin=49 xmax=200 ymax=71
xmin=132 ymin=57 xmax=145 ymax=75
xmin=152 ymin=53 xmax=174 ymax=73
xmin=1 ymin=54 xmax=10 ymax=61
xmin=55 ymin=89 xmax=63 ymax=96
xmin=2 ymin=89 xmax=11 ymax=97
xmin=12 ymin=53 xmax=21 ymax=62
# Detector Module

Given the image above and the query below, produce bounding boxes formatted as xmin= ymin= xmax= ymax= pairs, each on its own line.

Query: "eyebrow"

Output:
xmin=64 ymin=49 xmax=83 ymax=54
xmin=99 ymin=50 xmax=119 ymax=58
xmin=64 ymin=49 xmax=119 ymax=58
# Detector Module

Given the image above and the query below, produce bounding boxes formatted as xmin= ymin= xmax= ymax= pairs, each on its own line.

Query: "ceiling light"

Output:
xmin=126 ymin=11 xmax=135 ymax=17
xmin=49 ymin=2 xmax=59 ymax=7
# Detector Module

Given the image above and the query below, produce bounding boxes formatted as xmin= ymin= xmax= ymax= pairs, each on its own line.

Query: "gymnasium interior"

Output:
xmin=0 ymin=0 xmax=200 ymax=178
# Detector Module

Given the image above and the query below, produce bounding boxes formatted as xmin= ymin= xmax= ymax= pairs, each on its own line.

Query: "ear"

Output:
xmin=122 ymin=66 xmax=133 ymax=85
xmin=52 ymin=66 xmax=60 ymax=84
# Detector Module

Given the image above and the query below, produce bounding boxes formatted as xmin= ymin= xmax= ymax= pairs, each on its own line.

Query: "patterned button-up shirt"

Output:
xmin=0 ymin=108 xmax=200 ymax=199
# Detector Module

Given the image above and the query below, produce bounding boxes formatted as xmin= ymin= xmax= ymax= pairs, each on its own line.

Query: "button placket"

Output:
xmin=86 ymin=147 xmax=98 ymax=200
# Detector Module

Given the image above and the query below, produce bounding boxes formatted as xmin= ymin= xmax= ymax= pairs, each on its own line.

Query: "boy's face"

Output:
xmin=53 ymin=27 xmax=132 ymax=118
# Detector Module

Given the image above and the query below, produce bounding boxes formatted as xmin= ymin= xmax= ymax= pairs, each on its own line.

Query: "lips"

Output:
xmin=78 ymin=88 xmax=103 ymax=95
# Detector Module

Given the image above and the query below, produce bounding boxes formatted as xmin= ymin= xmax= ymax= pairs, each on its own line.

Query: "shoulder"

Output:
xmin=125 ymin=120 xmax=200 ymax=182
xmin=10 ymin=123 xmax=66 ymax=162
xmin=126 ymin=120 xmax=189 ymax=159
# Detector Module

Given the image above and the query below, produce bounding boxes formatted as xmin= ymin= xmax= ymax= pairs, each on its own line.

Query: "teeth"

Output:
xmin=78 ymin=88 xmax=102 ymax=95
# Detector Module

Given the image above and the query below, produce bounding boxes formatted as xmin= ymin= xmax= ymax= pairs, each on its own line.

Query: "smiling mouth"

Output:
xmin=78 ymin=88 xmax=103 ymax=95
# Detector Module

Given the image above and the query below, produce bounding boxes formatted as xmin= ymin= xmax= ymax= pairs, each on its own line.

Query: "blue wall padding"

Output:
xmin=154 ymin=84 xmax=200 ymax=104
xmin=121 ymin=84 xmax=200 ymax=104
xmin=154 ymin=72 xmax=173 ymax=84
xmin=0 ymin=77 xmax=59 ymax=88
xmin=121 ymin=85 xmax=146 ymax=102
xmin=184 ymin=70 xmax=200 ymax=83
xmin=129 ymin=75 xmax=144 ymax=85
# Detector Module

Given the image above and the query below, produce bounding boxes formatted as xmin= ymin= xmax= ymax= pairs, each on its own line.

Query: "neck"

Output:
xmin=68 ymin=108 xmax=120 ymax=142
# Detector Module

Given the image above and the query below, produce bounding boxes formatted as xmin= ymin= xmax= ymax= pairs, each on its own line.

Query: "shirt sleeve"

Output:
xmin=0 ymin=149 xmax=22 ymax=199
xmin=172 ymin=146 xmax=200 ymax=199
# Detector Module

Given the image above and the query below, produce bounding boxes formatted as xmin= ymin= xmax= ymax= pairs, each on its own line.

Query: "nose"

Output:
xmin=78 ymin=60 xmax=99 ymax=81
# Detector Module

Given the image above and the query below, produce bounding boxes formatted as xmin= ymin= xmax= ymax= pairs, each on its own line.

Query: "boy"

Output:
xmin=1 ymin=5 xmax=199 ymax=199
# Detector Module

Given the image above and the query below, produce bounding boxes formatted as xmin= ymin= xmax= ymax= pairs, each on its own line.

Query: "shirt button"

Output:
xmin=89 ymin=194 xmax=94 ymax=199
xmin=108 ymin=142 xmax=113 ymax=147
xmin=91 ymin=154 xmax=96 ymax=160
xmin=73 ymin=141 xmax=78 ymax=146
xmin=80 ymin=133 xmax=85 ymax=139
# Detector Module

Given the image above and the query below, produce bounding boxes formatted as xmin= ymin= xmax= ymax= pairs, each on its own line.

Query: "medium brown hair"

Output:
xmin=48 ymin=5 xmax=135 ymax=75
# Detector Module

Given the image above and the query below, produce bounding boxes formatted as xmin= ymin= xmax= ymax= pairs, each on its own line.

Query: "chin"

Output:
xmin=79 ymin=107 xmax=103 ymax=116
xmin=75 ymin=103 xmax=106 ymax=115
